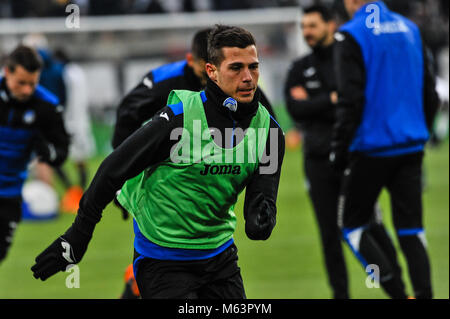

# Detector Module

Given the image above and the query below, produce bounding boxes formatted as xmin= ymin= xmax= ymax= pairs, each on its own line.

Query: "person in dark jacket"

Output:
xmin=330 ymin=0 xmax=439 ymax=299
xmin=0 ymin=45 xmax=69 ymax=264
xmin=285 ymin=4 xmax=401 ymax=299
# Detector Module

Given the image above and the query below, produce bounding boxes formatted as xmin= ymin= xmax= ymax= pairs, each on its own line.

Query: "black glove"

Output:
xmin=34 ymin=135 xmax=56 ymax=164
xmin=31 ymin=223 xmax=92 ymax=281
xmin=245 ymin=193 xmax=276 ymax=240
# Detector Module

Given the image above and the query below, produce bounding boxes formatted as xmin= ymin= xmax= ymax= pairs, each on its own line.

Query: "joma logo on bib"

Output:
xmin=200 ymin=164 xmax=241 ymax=176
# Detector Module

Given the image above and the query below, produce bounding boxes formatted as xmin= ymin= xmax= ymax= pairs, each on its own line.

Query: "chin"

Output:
xmin=16 ymin=95 xmax=31 ymax=102
xmin=237 ymin=97 xmax=254 ymax=104
xmin=237 ymin=92 xmax=255 ymax=104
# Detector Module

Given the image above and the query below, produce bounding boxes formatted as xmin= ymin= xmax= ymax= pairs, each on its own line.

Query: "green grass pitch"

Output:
xmin=0 ymin=136 xmax=447 ymax=299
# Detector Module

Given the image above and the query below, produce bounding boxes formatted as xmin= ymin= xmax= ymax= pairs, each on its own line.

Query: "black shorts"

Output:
xmin=339 ymin=151 xmax=424 ymax=230
xmin=133 ymin=243 xmax=246 ymax=299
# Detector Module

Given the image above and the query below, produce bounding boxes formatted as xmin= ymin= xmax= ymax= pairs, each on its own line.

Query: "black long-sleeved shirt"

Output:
xmin=112 ymin=60 xmax=277 ymax=149
xmin=76 ymin=79 xmax=285 ymax=240
xmin=284 ymin=44 xmax=336 ymax=158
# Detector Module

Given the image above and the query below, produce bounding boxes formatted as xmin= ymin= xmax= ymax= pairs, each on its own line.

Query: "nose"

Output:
xmin=22 ymin=84 xmax=34 ymax=96
xmin=242 ymin=67 xmax=252 ymax=83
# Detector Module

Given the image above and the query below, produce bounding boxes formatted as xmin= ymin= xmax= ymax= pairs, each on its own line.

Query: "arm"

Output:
xmin=112 ymin=72 xmax=167 ymax=149
xmin=284 ymin=60 xmax=335 ymax=123
xmin=243 ymin=119 xmax=285 ymax=240
xmin=35 ymin=104 xmax=70 ymax=167
xmin=77 ymin=107 xmax=180 ymax=229
xmin=32 ymin=107 xmax=182 ymax=280
xmin=330 ymin=32 xmax=365 ymax=169
xmin=422 ymin=45 xmax=440 ymax=131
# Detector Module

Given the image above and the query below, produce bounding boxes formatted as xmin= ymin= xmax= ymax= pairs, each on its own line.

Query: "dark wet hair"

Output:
xmin=207 ymin=24 xmax=256 ymax=66
xmin=6 ymin=45 xmax=43 ymax=73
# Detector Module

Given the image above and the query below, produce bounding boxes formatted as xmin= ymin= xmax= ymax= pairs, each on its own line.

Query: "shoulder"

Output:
xmin=339 ymin=13 xmax=366 ymax=34
xmin=259 ymin=106 xmax=284 ymax=135
xmin=269 ymin=115 xmax=283 ymax=133
xmin=392 ymin=12 xmax=421 ymax=36
xmin=333 ymin=30 xmax=362 ymax=55
xmin=139 ymin=60 xmax=189 ymax=96
xmin=32 ymin=85 xmax=63 ymax=115
xmin=288 ymin=54 xmax=312 ymax=72
xmin=34 ymin=85 xmax=60 ymax=106
xmin=148 ymin=103 xmax=184 ymax=128
xmin=334 ymin=29 xmax=358 ymax=44
xmin=149 ymin=60 xmax=188 ymax=85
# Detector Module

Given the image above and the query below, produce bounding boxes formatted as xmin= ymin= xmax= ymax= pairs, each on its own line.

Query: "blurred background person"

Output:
xmin=22 ymin=34 xmax=66 ymax=188
xmin=0 ymin=45 xmax=69 ymax=264
xmin=23 ymin=35 xmax=95 ymax=214
xmin=284 ymin=4 xmax=402 ymax=299
xmin=330 ymin=0 xmax=439 ymax=299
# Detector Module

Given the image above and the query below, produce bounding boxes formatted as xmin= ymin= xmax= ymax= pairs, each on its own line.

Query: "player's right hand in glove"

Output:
xmin=31 ymin=220 xmax=92 ymax=281
xmin=245 ymin=193 xmax=276 ymax=240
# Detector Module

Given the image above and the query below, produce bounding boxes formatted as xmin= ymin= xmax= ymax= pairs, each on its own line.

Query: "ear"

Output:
xmin=186 ymin=52 xmax=194 ymax=67
xmin=4 ymin=66 xmax=10 ymax=77
xmin=328 ymin=20 xmax=337 ymax=33
xmin=205 ymin=63 xmax=217 ymax=82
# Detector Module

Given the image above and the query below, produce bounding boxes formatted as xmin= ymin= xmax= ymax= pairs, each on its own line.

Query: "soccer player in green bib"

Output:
xmin=31 ymin=25 xmax=285 ymax=299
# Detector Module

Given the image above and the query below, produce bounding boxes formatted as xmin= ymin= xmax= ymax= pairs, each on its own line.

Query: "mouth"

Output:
xmin=237 ymin=87 xmax=255 ymax=96
xmin=305 ymin=37 xmax=316 ymax=44
xmin=15 ymin=94 xmax=30 ymax=102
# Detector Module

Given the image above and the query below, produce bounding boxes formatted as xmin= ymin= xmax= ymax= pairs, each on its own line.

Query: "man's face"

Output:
xmin=4 ymin=65 xmax=40 ymax=102
xmin=206 ymin=45 xmax=259 ymax=104
xmin=301 ymin=12 xmax=330 ymax=49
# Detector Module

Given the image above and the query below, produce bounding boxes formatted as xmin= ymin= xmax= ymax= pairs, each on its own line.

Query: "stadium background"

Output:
xmin=0 ymin=0 xmax=448 ymax=298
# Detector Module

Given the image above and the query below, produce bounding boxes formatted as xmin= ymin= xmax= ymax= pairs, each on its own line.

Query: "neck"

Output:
xmin=322 ymin=35 xmax=334 ymax=47
xmin=185 ymin=64 xmax=205 ymax=90
xmin=313 ymin=41 xmax=334 ymax=58
xmin=205 ymin=79 xmax=259 ymax=121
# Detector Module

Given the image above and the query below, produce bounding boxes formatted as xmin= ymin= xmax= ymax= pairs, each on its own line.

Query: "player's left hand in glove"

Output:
xmin=31 ymin=223 xmax=92 ymax=281
xmin=245 ymin=193 xmax=276 ymax=240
